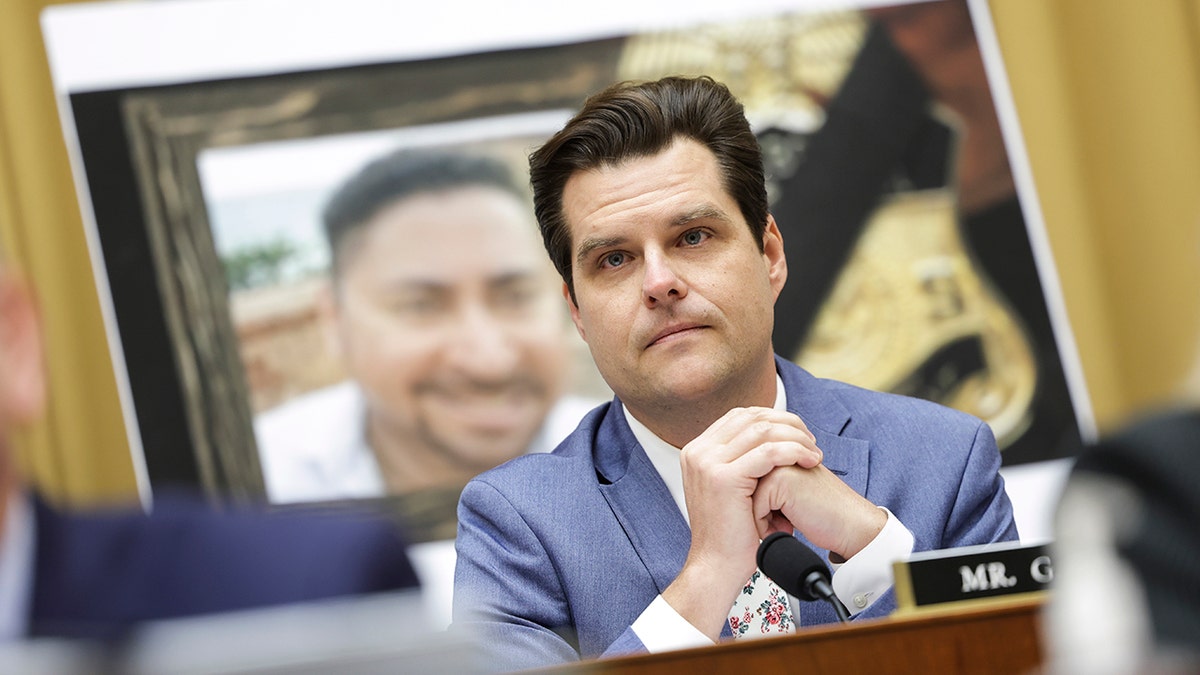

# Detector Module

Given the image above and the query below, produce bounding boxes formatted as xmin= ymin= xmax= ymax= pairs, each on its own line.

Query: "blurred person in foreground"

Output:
xmin=452 ymin=75 xmax=1018 ymax=671
xmin=1047 ymin=389 xmax=1200 ymax=671
xmin=0 ymin=259 xmax=419 ymax=641
xmin=254 ymin=150 xmax=599 ymax=627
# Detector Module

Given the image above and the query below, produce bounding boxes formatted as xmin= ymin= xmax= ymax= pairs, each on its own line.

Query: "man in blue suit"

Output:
xmin=0 ymin=261 xmax=419 ymax=641
xmin=452 ymin=75 xmax=1018 ymax=671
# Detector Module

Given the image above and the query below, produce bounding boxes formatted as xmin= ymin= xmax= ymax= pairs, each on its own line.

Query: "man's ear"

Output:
xmin=0 ymin=272 xmax=45 ymax=426
xmin=763 ymin=214 xmax=788 ymax=301
xmin=563 ymin=282 xmax=587 ymax=342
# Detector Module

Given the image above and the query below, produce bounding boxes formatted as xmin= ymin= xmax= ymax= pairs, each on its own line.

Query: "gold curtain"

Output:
xmin=0 ymin=0 xmax=136 ymax=505
xmin=990 ymin=0 xmax=1200 ymax=432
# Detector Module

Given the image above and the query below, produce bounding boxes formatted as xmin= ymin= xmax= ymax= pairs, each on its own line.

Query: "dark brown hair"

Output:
xmin=324 ymin=149 xmax=525 ymax=280
xmin=529 ymin=76 xmax=768 ymax=301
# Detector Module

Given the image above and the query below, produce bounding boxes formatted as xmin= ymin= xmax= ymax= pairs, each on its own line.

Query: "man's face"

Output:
xmin=332 ymin=185 xmax=568 ymax=471
xmin=561 ymin=138 xmax=787 ymax=418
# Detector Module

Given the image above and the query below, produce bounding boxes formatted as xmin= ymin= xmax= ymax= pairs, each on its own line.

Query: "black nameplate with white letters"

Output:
xmin=893 ymin=542 xmax=1052 ymax=609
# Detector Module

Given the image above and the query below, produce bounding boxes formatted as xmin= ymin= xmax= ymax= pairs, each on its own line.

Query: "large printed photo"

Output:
xmin=57 ymin=0 xmax=1083 ymax=547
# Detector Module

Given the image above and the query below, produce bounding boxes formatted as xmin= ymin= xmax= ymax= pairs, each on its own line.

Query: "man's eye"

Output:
xmin=389 ymin=297 xmax=443 ymax=316
xmin=601 ymin=252 xmax=627 ymax=269
xmin=682 ymin=229 xmax=709 ymax=246
xmin=494 ymin=284 xmax=537 ymax=310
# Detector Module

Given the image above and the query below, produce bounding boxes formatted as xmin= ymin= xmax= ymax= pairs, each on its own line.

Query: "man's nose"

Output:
xmin=443 ymin=304 xmax=521 ymax=380
xmin=642 ymin=250 xmax=687 ymax=308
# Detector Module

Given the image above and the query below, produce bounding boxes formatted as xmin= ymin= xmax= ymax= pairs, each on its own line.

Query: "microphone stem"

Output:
xmin=810 ymin=578 xmax=853 ymax=623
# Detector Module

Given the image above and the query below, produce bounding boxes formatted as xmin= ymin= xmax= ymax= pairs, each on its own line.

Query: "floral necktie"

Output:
xmin=727 ymin=568 xmax=796 ymax=638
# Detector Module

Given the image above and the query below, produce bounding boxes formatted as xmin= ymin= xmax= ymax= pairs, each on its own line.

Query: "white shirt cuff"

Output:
xmin=631 ymin=595 xmax=714 ymax=653
xmin=830 ymin=507 xmax=914 ymax=615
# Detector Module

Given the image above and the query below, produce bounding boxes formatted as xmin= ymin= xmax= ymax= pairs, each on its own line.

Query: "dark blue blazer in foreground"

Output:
xmin=454 ymin=356 xmax=1019 ymax=671
xmin=29 ymin=492 xmax=419 ymax=639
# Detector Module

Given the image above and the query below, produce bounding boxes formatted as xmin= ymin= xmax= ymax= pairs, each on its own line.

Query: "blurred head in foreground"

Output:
xmin=0 ymin=261 xmax=45 ymax=506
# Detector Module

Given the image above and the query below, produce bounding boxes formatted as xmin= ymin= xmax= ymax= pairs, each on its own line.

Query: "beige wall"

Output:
xmin=1 ymin=0 xmax=1198 ymax=502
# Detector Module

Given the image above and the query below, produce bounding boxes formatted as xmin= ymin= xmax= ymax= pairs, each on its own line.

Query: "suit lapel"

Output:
xmin=593 ymin=402 xmax=691 ymax=595
xmin=778 ymin=357 xmax=870 ymax=498
xmin=588 ymin=361 xmax=872 ymax=609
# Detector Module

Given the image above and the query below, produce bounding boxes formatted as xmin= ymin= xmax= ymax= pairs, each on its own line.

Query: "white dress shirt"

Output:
xmin=627 ymin=374 xmax=914 ymax=651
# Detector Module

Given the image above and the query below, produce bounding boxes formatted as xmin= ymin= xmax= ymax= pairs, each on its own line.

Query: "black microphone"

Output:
xmin=757 ymin=532 xmax=852 ymax=623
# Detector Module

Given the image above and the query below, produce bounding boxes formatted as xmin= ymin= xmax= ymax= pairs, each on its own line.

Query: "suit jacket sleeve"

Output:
xmin=29 ymin=492 xmax=420 ymax=640
xmin=845 ymin=418 xmax=1018 ymax=623
xmin=944 ymin=420 xmax=1020 ymax=548
xmin=454 ymin=478 xmax=650 ymax=671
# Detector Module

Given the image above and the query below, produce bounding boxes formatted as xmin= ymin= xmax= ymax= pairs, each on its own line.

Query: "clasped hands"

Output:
xmin=663 ymin=407 xmax=884 ymax=639
xmin=680 ymin=406 xmax=885 ymax=576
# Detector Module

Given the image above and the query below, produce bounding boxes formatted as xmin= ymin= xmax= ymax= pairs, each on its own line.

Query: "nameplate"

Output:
xmin=893 ymin=541 xmax=1052 ymax=611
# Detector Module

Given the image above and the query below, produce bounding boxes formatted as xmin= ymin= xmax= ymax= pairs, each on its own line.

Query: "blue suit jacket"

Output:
xmin=453 ymin=357 xmax=1018 ymax=671
xmin=29 ymin=492 xmax=420 ymax=639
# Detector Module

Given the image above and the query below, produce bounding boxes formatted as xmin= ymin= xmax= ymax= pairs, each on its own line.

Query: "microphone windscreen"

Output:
xmin=757 ymin=532 xmax=831 ymax=601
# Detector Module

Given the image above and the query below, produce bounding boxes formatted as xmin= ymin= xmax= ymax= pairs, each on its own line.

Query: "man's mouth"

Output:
xmin=646 ymin=323 xmax=706 ymax=348
xmin=425 ymin=387 xmax=544 ymax=428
